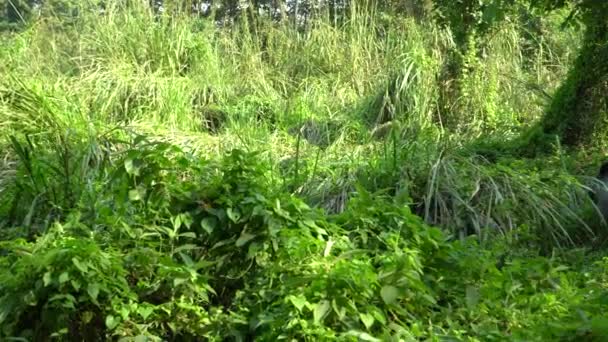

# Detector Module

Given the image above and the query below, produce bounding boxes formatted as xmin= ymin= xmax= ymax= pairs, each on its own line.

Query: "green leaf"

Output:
xmin=313 ymin=300 xmax=330 ymax=324
xmin=129 ymin=187 xmax=146 ymax=202
xmin=72 ymin=257 xmax=88 ymax=274
xmin=323 ymin=239 xmax=335 ymax=257
xmin=173 ymin=244 xmax=198 ymax=254
xmin=82 ymin=311 xmax=94 ymax=324
xmin=552 ymin=265 xmax=569 ymax=273
xmin=226 ymin=208 xmax=241 ymax=223
xmin=380 ymin=285 xmax=399 ymax=305
xmin=124 ymin=158 xmax=140 ymax=176
xmin=105 ymin=315 xmax=118 ymax=329
xmin=273 ymin=199 xmax=293 ymax=220
xmin=50 ymin=328 xmax=68 ymax=338
xmin=87 ymin=283 xmax=100 ymax=301
xmin=137 ymin=306 xmax=154 ymax=320
xmin=134 ymin=335 xmax=149 ymax=342
xmin=236 ymin=233 xmax=256 ymax=247
xmin=332 ymin=299 xmax=346 ymax=321
xmin=119 ymin=306 xmax=130 ymax=320
xmin=24 ymin=291 xmax=37 ymax=306
xmin=50 ymin=294 xmax=76 ymax=309
xmin=371 ymin=308 xmax=387 ymax=325
xmin=288 ymin=295 xmax=308 ymax=312
xmin=181 ymin=213 xmax=193 ymax=229
xmin=201 ymin=217 xmax=216 ymax=234
xmin=179 ymin=232 xmax=197 ymax=239
xmin=360 ymin=312 xmax=375 ymax=330
xmin=71 ymin=280 xmax=81 ymax=291
xmin=173 ymin=215 xmax=182 ymax=230
xmin=58 ymin=272 xmax=70 ymax=284
xmin=174 ymin=278 xmax=188 ymax=287
xmin=345 ymin=331 xmax=381 ymax=342
xmin=43 ymin=271 xmax=52 ymax=286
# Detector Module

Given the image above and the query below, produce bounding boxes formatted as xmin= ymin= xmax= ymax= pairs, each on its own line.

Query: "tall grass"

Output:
xmin=0 ymin=0 xmax=592 ymax=246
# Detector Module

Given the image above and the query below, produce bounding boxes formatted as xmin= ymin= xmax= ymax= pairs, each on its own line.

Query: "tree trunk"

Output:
xmin=537 ymin=17 xmax=608 ymax=148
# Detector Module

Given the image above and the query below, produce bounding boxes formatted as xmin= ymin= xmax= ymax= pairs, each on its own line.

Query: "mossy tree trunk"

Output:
xmin=536 ymin=16 xmax=608 ymax=148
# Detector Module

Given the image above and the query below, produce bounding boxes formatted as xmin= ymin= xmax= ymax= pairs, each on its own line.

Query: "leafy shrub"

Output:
xmin=0 ymin=225 xmax=133 ymax=340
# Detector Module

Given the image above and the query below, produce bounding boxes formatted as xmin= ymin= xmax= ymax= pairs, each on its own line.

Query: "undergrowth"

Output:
xmin=1 ymin=0 xmax=607 ymax=340
xmin=1 ymin=137 xmax=608 ymax=340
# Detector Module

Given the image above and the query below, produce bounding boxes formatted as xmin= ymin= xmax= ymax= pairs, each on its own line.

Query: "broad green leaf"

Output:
xmin=87 ymin=283 xmax=100 ymax=301
xmin=24 ymin=291 xmax=37 ymax=306
xmin=124 ymin=158 xmax=140 ymax=176
xmin=236 ymin=233 xmax=256 ymax=247
xmin=120 ymin=306 xmax=130 ymax=320
xmin=43 ymin=271 xmax=52 ymax=286
xmin=201 ymin=217 xmax=216 ymax=234
xmin=50 ymin=328 xmax=68 ymax=338
xmin=226 ymin=208 xmax=241 ymax=223
xmin=371 ymin=308 xmax=387 ymax=325
xmin=72 ymin=257 xmax=88 ymax=274
xmin=71 ymin=280 xmax=81 ymax=291
xmin=58 ymin=272 xmax=70 ymax=284
xmin=181 ymin=213 xmax=193 ymax=228
xmin=313 ymin=300 xmax=330 ymax=324
xmin=129 ymin=187 xmax=146 ymax=202
xmin=173 ymin=215 xmax=182 ymax=230
xmin=344 ymin=331 xmax=381 ymax=342
xmin=380 ymin=285 xmax=399 ymax=305
xmin=134 ymin=335 xmax=149 ymax=342
xmin=58 ymin=294 xmax=76 ymax=309
xmin=105 ymin=315 xmax=118 ymax=329
xmin=359 ymin=313 xmax=375 ymax=330
xmin=288 ymin=295 xmax=308 ymax=312
xmin=82 ymin=311 xmax=94 ymax=324
xmin=174 ymin=278 xmax=188 ymax=287
xmin=137 ymin=306 xmax=154 ymax=320
xmin=273 ymin=199 xmax=293 ymax=220
xmin=178 ymin=232 xmax=197 ymax=239
xmin=422 ymin=293 xmax=437 ymax=305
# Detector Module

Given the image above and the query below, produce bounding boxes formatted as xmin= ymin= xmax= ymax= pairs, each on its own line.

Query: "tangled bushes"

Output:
xmin=1 ymin=139 xmax=607 ymax=341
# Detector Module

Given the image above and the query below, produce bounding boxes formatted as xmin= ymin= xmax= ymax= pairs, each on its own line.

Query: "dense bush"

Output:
xmin=0 ymin=141 xmax=607 ymax=340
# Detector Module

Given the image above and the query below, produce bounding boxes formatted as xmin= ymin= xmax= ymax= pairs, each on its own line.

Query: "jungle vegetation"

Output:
xmin=1 ymin=0 xmax=608 ymax=340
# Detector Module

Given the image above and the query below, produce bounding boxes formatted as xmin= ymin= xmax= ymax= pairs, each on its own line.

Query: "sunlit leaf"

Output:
xmin=380 ymin=285 xmax=399 ymax=305
xmin=288 ymin=295 xmax=308 ymax=312
xmin=124 ymin=158 xmax=140 ymax=176
xmin=359 ymin=312 xmax=375 ymax=329
xmin=58 ymin=272 xmax=70 ymax=284
xmin=105 ymin=315 xmax=118 ymax=329
xmin=43 ymin=271 xmax=52 ymax=286
xmin=174 ymin=278 xmax=188 ymax=287
xmin=344 ymin=331 xmax=381 ymax=342
xmin=87 ymin=283 xmax=100 ymax=301
xmin=137 ymin=306 xmax=154 ymax=320
xmin=313 ymin=300 xmax=330 ymax=324
xmin=72 ymin=257 xmax=88 ymax=274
